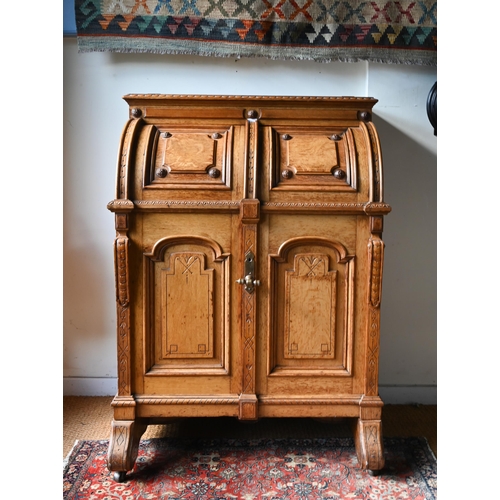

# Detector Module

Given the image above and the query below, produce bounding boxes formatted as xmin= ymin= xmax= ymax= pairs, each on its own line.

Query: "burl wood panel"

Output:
xmin=269 ymin=126 xmax=356 ymax=191
xmin=160 ymin=252 xmax=214 ymax=359
xmin=267 ymin=239 xmax=354 ymax=378
xmin=284 ymin=254 xmax=337 ymax=359
xmin=148 ymin=127 xmax=233 ymax=189
xmin=106 ymin=95 xmax=391 ymax=479
xmin=143 ymin=235 xmax=231 ymax=376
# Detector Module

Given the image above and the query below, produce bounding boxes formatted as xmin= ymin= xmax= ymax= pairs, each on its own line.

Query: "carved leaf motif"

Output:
xmin=369 ymin=239 xmax=384 ymax=307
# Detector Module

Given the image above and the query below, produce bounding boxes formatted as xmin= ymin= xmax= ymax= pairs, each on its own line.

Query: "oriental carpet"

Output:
xmin=63 ymin=436 xmax=436 ymax=499
xmin=74 ymin=0 xmax=437 ymax=65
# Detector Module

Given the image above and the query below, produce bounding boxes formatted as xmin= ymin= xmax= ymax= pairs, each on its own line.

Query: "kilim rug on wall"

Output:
xmin=74 ymin=0 xmax=437 ymax=65
xmin=63 ymin=436 xmax=437 ymax=499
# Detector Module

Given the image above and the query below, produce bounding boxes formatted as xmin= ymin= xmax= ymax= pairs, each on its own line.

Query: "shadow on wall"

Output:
xmin=373 ymin=114 xmax=437 ymax=387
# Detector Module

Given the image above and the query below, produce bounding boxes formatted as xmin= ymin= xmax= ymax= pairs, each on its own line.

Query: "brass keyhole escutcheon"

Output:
xmin=236 ymin=251 xmax=260 ymax=293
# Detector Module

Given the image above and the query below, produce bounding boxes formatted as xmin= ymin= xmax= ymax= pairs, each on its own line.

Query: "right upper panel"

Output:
xmin=267 ymin=126 xmax=358 ymax=192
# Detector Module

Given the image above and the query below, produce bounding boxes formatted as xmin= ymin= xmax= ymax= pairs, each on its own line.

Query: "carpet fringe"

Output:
xmin=75 ymin=42 xmax=437 ymax=66
xmin=63 ymin=440 xmax=81 ymax=473
xmin=423 ymin=436 xmax=437 ymax=462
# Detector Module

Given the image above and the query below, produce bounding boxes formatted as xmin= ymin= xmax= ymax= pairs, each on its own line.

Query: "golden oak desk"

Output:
xmin=106 ymin=95 xmax=391 ymax=481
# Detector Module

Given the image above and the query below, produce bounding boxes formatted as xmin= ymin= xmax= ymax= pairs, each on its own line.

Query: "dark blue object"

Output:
xmin=64 ymin=0 xmax=77 ymax=36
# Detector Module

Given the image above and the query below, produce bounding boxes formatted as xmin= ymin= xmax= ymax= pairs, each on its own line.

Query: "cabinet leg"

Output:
xmin=107 ymin=420 xmax=147 ymax=481
xmin=353 ymin=418 xmax=385 ymax=472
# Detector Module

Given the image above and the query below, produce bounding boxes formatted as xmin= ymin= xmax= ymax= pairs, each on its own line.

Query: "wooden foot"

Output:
xmin=107 ymin=420 xmax=147 ymax=480
xmin=353 ymin=418 xmax=384 ymax=472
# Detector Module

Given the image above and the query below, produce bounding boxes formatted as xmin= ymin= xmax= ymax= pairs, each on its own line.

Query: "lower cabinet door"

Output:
xmin=256 ymin=213 xmax=369 ymax=413
xmin=135 ymin=212 xmax=243 ymax=415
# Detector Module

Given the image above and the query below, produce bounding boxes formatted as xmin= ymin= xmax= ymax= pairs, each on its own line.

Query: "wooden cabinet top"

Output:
xmin=109 ymin=94 xmax=390 ymax=216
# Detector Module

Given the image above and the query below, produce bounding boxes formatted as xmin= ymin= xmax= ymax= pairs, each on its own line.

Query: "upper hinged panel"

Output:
xmin=147 ymin=126 xmax=233 ymax=190
xmin=268 ymin=126 xmax=357 ymax=193
xmin=109 ymin=95 xmax=389 ymax=215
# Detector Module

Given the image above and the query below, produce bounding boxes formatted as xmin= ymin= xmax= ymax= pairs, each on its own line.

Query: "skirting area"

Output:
xmin=63 ymin=377 xmax=437 ymax=404
xmin=63 ymin=396 xmax=436 ymax=460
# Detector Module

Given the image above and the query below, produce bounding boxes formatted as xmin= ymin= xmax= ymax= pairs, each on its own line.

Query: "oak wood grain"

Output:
xmin=106 ymin=95 xmax=390 ymax=479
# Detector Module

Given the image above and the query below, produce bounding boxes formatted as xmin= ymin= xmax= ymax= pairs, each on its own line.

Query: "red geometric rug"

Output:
xmin=63 ymin=437 xmax=436 ymax=499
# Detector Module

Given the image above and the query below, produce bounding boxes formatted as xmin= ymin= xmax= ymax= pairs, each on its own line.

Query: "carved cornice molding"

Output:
xmin=133 ymin=200 xmax=240 ymax=212
xmin=124 ymin=94 xmax=377 ymax=103
xmin=108 ymin=200 xmax=391 ymax=215
xmin=107 ymin=199 xmax=135 ymax=212
xmin=363 ymin=202 xmax=391 ymax=215
xmin=262 ymin=201 xmax=391 ymax=214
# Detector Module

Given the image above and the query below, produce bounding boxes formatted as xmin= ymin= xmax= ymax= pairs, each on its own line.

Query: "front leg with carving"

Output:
xmin=354 ymin=418 xmax=385 ymax=474
xmin=107 ymin=420 xmax=147 ymax=482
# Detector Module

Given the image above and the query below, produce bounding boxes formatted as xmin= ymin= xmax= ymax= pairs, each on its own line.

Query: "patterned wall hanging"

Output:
xmin=74 ymin=0 xmax=437 ymax=65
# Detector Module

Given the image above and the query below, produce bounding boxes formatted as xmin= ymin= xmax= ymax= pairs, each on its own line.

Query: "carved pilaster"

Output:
xmin=361 ymin=121 xmax=383 ymax=203
xmin=239 ymin=200 xmax=260 ymax=419
xmin=116 ymin=117 xmax=144 ymax=200
xmin=365 ymin=237 xmax=384 ymax=396
xmin=244 ymin=118 xmax=258 ymax=199
xmin=115 ymin=236 xmax=132 ymax=396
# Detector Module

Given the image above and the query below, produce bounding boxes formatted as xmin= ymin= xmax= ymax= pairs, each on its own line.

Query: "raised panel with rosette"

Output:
xmin=268 ymin=238 xmax=354 ymax=377
xmin=143 ymin=236 xmax=230 ymax=376
xmin=267 ymin=126 xmax=357 ymax=191
xmin=146 ymin=126 xmax=233 ymax=189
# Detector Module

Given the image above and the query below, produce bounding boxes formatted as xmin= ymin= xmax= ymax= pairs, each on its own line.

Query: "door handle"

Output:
xmin=236 ymin=274 xmax=261 ymax=293
xmin=236 ymin=250 xmax=260 ymax=293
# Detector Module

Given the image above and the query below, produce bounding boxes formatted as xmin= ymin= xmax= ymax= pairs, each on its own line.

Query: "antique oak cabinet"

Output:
xmin=106 ymin=95 xmax=391 ymax=481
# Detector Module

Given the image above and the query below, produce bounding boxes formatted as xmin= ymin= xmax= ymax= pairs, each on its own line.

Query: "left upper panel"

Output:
xmin=145 ymin=126 xmax=233 ymax=190
xmin=124 ymin=106 xmax=248 ymax=204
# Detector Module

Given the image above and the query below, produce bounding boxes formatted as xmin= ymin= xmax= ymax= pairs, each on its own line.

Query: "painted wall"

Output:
xmin=63 ymin=37 xmax=437 ymax=403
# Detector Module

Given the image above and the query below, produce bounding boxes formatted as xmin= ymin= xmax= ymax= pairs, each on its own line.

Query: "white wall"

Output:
xmin=63 ymin=37 xmax=437 ymax=403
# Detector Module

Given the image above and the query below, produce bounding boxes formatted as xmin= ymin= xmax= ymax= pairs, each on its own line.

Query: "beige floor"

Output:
xmin=64 ymin=397 xmax=436 ymax=459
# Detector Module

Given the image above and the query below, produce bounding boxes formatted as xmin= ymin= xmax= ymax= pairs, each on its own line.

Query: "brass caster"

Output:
xmin=113 ymin=471 xmax=127 ymax=483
